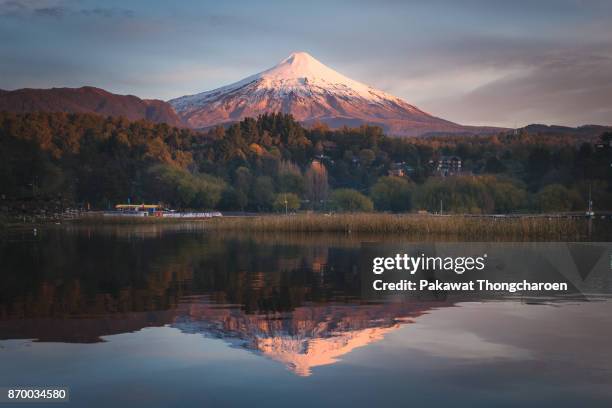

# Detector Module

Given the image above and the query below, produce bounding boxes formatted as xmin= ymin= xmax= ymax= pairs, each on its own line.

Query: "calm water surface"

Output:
xmin=1 ymin=225 xmax=611 ymax=407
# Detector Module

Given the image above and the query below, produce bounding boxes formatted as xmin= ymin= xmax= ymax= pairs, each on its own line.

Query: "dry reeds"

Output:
xmin=64 ymin=213 xmax=607 ymax=241
xmin=203 ymin=213 xmax=593 ymax=241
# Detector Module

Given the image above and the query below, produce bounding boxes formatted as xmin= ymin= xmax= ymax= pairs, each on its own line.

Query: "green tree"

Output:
xmin=370 ymin=176 xmax=413 ymax=212
xmin=330 ymin=189 xmax=374 ymax=212
xmin=146 ymin=165 xmax=225 ymax=209
xmin=484 ymin=157 xmax=506 ymax=173
xmin=415 ymin=176 xmax=494 ymax=214
xmin=526 ymin=148 xmax=551 ymax=188
xmin=234 ymin=166 xmax=252 ymax=194
xmin=358 ymin=148 xmax=376 ymax=167
xmin=252 ymin=176 xmax=275 ymax=211
xmin=219 ymin=187 xmax=247 ymax=211
xmin=487 ymin=179 xmax=528 ymax=213
xmin=277 ymin=160 xmax=305 ymax=195
xmin=273 ymin=193 xmax=301 ymax=212
xmin=535 ymin=184 xmax=584 ymax=212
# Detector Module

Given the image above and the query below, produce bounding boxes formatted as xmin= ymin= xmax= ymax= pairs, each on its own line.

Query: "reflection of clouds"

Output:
xmin=399 ymin=325 xmax=532 ymax=361
xmin=396 ymin=300 xmax=612 ymax=381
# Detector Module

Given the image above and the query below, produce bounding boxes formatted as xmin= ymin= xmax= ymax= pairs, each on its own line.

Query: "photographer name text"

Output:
xmin=371 ymin=253 xmax=568 ymax=292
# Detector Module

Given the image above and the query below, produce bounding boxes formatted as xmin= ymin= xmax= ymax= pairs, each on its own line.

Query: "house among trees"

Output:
xmin=432 ymin=156 xmax=462 ymax=177
xmin=388 ymin=162 xmax=407 ymax=177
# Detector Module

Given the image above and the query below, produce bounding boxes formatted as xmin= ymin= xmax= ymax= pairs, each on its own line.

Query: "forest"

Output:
xmin=1 ymin=111 xmax=611 ymax=214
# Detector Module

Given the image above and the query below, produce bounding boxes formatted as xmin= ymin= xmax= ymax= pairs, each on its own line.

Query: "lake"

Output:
xmin=1 ymin=225 xmax=611 ymax=407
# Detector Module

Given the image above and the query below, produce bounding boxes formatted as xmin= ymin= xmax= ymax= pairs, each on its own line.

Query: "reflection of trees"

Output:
xmin=0 ymin=230 xmax=365 ymax=320
xmin=189 ymin=238 xmax=363 ymax=314
xmin=0 ymin=230 xmax=203 ymax=319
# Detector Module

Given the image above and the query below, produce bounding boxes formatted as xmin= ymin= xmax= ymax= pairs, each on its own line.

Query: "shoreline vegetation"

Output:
xmin=203 ymin=213 xmax=600 ymax=240
xmin=8 ymin=213 xmax=603 ymax=241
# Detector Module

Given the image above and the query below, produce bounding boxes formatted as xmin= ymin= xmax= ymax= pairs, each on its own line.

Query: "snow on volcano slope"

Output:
xmin=169 ymin=52 xmax=492 ymax=136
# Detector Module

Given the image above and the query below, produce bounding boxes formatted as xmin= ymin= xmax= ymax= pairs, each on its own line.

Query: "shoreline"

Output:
xmin=3 ymin=213 xmax=608 ymax=241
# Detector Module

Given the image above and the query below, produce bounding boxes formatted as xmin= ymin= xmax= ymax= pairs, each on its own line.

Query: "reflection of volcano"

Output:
xmin=0 ymin=298 xmax=449 ymax=376
xmin=173 ymin=299 xmax=448 ymax=376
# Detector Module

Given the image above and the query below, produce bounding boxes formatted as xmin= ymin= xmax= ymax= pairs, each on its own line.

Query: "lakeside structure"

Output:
xmin=107 ymin=204 xmax=222 ymax=219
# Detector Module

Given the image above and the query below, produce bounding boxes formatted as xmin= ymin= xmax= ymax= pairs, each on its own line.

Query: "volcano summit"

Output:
xmin=170 ymin=52 xmax=497 ymax=136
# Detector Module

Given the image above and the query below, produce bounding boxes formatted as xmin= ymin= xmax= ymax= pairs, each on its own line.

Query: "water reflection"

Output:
xmin=0 ymin=226 xmax=611 ymax=382
xmin=1 ymin=227 xmax=452 ymax=375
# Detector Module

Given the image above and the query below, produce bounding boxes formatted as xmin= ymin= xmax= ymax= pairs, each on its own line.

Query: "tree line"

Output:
xmin=1 ymin=111 xmax=610 ymax=213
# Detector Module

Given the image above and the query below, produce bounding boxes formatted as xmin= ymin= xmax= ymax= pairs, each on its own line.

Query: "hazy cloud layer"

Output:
xmin=0 ymin=0 xmax=134 ymax=18
xmin=1 ymin=0 xmax=611 ymax=127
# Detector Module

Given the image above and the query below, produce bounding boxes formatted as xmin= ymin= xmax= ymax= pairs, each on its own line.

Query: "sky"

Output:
xmin=1 ymin=0 xmax=611 ymax=127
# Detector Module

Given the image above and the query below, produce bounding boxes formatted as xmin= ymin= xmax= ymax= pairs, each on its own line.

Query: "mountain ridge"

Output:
xmin=0 ymin=86 xmax=184 ymax=127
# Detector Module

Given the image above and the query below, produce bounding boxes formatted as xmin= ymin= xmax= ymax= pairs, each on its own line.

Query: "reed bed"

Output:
xmin=60 ymin=213 xmax=608 ymax=241
xmin=204 ymin=213 xmax=594 ymax=241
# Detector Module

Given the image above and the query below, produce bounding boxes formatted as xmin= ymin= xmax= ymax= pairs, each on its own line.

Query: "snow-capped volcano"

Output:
xmin=170 ymin=52 xmax=487 ymax=136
